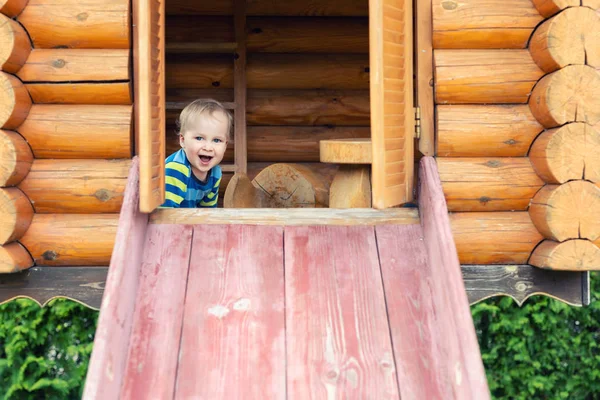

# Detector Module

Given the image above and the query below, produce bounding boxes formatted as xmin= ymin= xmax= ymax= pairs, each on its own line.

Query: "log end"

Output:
xmin=223 ymin=173 xmax=265 ymax=208
xmin=0 ymin=72 xmax=31 ymax=129
xmin=530 ymin=239 xmax=600 ymax=270
xmin=320 ymin=138 xmax=372 ymax=164
xmin=530 ymin=7 xmax=600 ymax=73
xmin=0 ymin=14 xmax=31 ymax=73
xmin=529 ymin=123 xmax=600 ymax=183
xmin=529 ymin=65 xmax=600 ymax=128
xmin=531 ymin=0 xmax=580 ymax=18
xmin=0 ymin=242 xmax=33 ymax=273
xmin=529 ymin=181 xmax=600 ymax=242
xmin=0 ymin=187 xmax=33 ymax=244
xmin=0 ymin=130 xmax=33 ymax=186
xmin=0 ymin=0 xmax=28 ymax=18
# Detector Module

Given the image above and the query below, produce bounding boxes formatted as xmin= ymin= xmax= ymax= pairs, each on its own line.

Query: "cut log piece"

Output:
xmin=0 ymin=0 xmax=27 ymax=17
xmin=0 ymin=14 xmax=31 ymax=73
xmin=531 ymin=0 xmax=579 ymax=18
xmin=19 ymin=214 xmax=118 ymax=265
xmin=0 ymin=242 xmax=32 ymax=273
xmin=166 ymin=54 xmax=369 ymax=89
xmin=437 ymin=157 xmax=544 ymax=211
xmin=18 ymin=0 xmax=130 ymax=49
xmin=0 ymin=130 xmax=32 ymax=186
xmin=0 ymin=187 xmax=32 ymax=244
xmin=529 ymin=181 xmax=600 ymax=242
xmin=223 ymin=173 xmax=266 ymax=208
xmin=0 ymin=72 xmax=31 ymax=129
xmin=16 ymin=49 xmax=130 ymax=82
xmin=529 ymin=123 xmax=600 ymax=183
xmin=529 ymin=7 xmax=600 ymax=73
xmin=434 ymin=50 xmax=544 ymax=104
xmin=530 ymin=239 xmax=600 ymax=270
xmin=529 ymin=65 xmax=600 ymax=128
xmin=436 ymin=105 xmax=543 ymax=157
xmin=18 ymin=105 xmax=132 ymax=159
xmin=167 ymin=16 xmax=368 ymax=53
xmin=450 ymin=212 xmax=544 ymax=264
xmin=432 ymin=0 xmax=542 ymax=49
xmin=328 ymin=165 xmax=371 ymax=208
xmin=18 ymin=159 xmax=131 ymax=213
xmin=251 ymin=163 xmax=329 ymax=208
xmin=165 ymin=0 xmax=369 ymax=16
xmin=26 ymin=82 xmax=132 ymax=104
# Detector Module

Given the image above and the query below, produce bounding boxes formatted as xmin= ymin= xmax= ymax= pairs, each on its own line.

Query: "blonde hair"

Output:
xmin=177 ymin=99 xmax=233 ymax=140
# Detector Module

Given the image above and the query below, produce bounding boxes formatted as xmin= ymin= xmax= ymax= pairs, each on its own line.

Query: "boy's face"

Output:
xmin=180 ymin=110 xmax=229 ymax=181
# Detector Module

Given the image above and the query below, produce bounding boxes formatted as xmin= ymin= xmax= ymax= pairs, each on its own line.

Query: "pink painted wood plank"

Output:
xmin=83 ymin=157 xmax=148 ymax=400
xmin=376 ymin=223 xmax=450 ymax=399
xmin=284 ymin=226 xmax=400 ymax=400
xmin=174 ymin=225 xmax=286 ymax=400
xmin=418 ymin=156 xmax=490 ymax=399
xmin=120 ymin=224 xmax=193 ymax=399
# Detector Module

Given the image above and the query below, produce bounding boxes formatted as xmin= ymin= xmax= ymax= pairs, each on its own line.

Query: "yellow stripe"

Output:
xmin=166 ymin=176 xmax=187 ymax=191
xmin=165 ymin=191 xmax=184 ymax=204
xmin=166 ymin=162 xmax=189 ymax=176
xmin=200 ymin=197 xmax=218 ymax=206
xmin=213 ymin=177 xmax=221 ymax=188
xmin=206 ymin=190 xmax=216 ymax=199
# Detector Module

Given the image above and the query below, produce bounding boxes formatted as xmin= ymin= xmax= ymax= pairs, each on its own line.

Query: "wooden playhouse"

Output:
xmin=0 ymin=0 xmax=599 ymax=397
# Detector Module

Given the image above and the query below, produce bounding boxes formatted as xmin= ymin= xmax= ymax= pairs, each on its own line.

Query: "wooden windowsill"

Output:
xmin=150 ymin=208 xmax=420 ymax=226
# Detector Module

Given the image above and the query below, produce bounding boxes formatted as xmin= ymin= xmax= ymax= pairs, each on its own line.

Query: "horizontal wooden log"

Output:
xmin=18 ymin=105 xmax=132 ymax=158
xmin=18 ymin=159 xmax=131 ymax=213
xmin=166 ymin=54 xmax=369 ymax=89
xmin=436 ymin=105 xmax=543 ymax=157
xmin=166 ymin=16 xmax=368 ymax=53
xmin=19 ymin=214 xmax=118 ymax=265
xmin=450 ymin=212 xmax=544 ymax=264
xmin=0 ymin=0 xmax=27 ymax=17
xmin=529 ymin=7 xmax=600 ymax=73
xmin=18 ymin=0 xmax=129 ymax=49
xmin=16 ymin=49 xmax=129 ymax=82
xmin=0 ymin=187 xmax=32 ymax=244
xmin=166 ymin=126 xmax=371 ymax=163
xmin=432 ymin=0 xmax=542 ymax=49
xmin=529 ymin=65 xmax=600 ymax=128
xmin=530 ymin=239 xmax=600 ymax=270
xmin=26 ymin=82 xmax=132 ymax=104
xmin=434 ymin=50 xmax=544 ymax=104
xmin=0 ymin=13 xmax=31 ymax=73
xmin=0 ymin=130 xmax=32 ymax=186
xmin=0 ymin=72 xmax=31 ymax=129
xmin=437 ymin=157 xmax=544 ymax=211
xmin=529 ymin=123 xmax=600 ymax=184
xmin=320 ymin=138 xmax=372 ymax=164
xmin=167 ymin=89 xmax=370 ymax=126
xmin=529 ymin=181 xmax=600 ymax=242
xmin=531 ymin=0 xmax=578 ymax=18
xmin=0 ymin=242 xmax=33 ymax=273
xmin=165 ymin=0 xmax=368 ymax=16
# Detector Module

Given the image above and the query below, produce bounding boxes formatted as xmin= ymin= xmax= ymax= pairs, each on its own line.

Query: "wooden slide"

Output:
xmin=82 ymin=157 xmax=490 ymax=399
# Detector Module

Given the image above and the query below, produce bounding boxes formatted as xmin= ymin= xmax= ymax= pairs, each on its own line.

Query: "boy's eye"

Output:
xmin=213 ymin=138 xmax=222 ymax=143
xmin=195 ymin=136 xmax=204 ymax=141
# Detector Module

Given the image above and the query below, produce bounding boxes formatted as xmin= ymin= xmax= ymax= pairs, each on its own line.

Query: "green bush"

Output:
xmin=0 ymin=274 xmax=598 ymax=399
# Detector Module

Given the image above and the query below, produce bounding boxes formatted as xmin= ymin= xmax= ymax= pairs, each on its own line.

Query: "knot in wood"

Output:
xmin=94 ymin=189 xmax=113 ymax=202
xmin=52 ymin=59 xmax=66 ymax=68
xmin=42 ymin=250 xmax=58 ymax=261
xmin=485 ymin=160 xmax=502 ymax=168
xmin=441 ymin=0 xmax=458 ymax=10
xmin=76 ymin=12 xmax=89 ymax=21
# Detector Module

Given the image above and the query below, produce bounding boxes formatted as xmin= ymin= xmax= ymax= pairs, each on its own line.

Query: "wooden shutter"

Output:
xmin=135 ymin=0 xmax=166 ymax=212
xmin=369 ymin=0 xmax=414 ymax=209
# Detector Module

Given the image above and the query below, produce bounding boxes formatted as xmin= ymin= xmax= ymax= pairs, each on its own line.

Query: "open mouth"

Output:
xmin=199 ymin=155 xmax=213 ymax=165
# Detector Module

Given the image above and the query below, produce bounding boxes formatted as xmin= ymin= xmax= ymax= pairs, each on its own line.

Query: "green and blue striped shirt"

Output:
xmin=162 ymin=149 xmax=221 ymax=208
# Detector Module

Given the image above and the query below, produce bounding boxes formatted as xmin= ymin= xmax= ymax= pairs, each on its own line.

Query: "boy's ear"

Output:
xmin=179 ymin=133 xmax=184 ymax=147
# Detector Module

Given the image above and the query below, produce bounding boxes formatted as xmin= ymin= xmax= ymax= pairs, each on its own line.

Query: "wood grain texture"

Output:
xmin=0 ymin=266 xmax=108 ymax=309
xmin=434 ymin=50 xmax=544 ymax=104
xmin=16 ymin=49 xmax=129 ymax=82
xmin=83 ymin=157 xmax=148 ymax=400
xmin=320 ymin=139 xmax=372 ymax=164
xmin=417 ymin=156 xmax=490 ymax=399
xmin=437 ymin=157 xmax=544 ymax=211
xmin=18 ymin=0 xmax=130 ymax=49
xmin=18 ymin=159 xmax=130 ymax=213
xmin=0 ymin=0 xmax=27 ymax=17
xmin=0 ymin=129 xmax=33 ymax=186
xmin=462 ymin=265 xmax=586 ymax=307
xmin=328 ymin=165 xmax=371 ymax=208
xmin=285 ymin=225 xmax=400 ymax=399
xmin=0 ymin=242 xmax=32 ymax=273
xmin=26 ymin=82 xmax=132 ymax=104
xmin=433 ymin=0 xmax=542 ymax=49
xmin=416 ymin=0 xmax=434 ymax=155
xmin=165 ymin=0 xmax=369 ymax=16
xmin=18 ymin=105 xmax=132 ymax=159
xmin=531 ymin=0 xmax=579 ymax=18
xmin=0 ymin=187 xmax=33 ymax=244
xmin=529 ymin=239 xmax=600 ymax=271
xmin=436 ymin=105 xmax=543 ymax=157
xmin=234 ymin=0 xmax=247 ymax=174
xmin=175 ymin=225 xmax=285 ymax=399
xmin=120 ymin=224 xmax=192 ymax=399
xmin=0 ymin=72 xmax=31 ymax=129
xmin=0 ymin=13 xmax=31 ymax=73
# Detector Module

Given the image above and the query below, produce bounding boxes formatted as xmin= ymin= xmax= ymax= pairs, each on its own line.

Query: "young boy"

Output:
xmin=162 ymin=99 xmax=231 ymax=208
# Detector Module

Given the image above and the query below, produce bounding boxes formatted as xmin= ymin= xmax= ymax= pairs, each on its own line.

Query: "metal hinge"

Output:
xmin=414 ymin=106 xmax=421 ymax=139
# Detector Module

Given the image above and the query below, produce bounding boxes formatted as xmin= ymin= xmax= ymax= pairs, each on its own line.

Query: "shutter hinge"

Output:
xmin=414 ymin=106 xmax=421 ymax=139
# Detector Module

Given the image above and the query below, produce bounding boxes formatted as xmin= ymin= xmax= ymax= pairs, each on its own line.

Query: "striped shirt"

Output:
xmin=162 ymin=149 xmax=222 ymax=208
